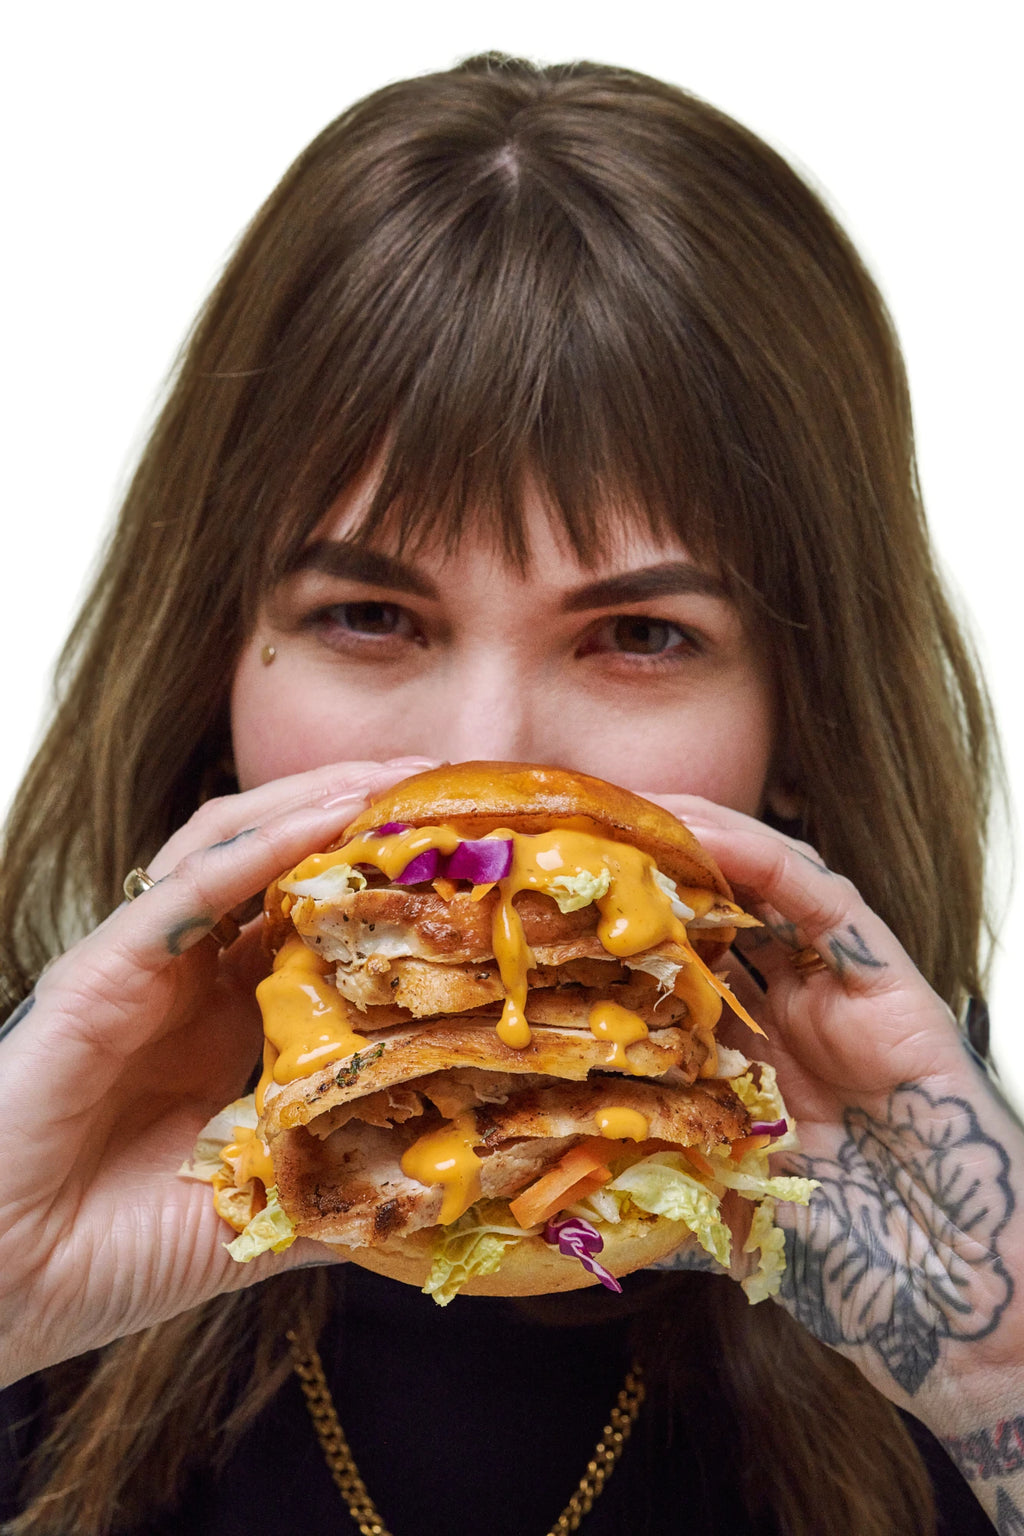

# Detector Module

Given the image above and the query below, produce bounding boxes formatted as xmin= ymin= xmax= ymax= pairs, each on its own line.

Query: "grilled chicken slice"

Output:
xmin=271 ymin=1075 xmax=749 ymax=1246
xmin=260 ymin=1021 xmax=706 ymax=1138
xmin=285 ymin=883 xmax=756 ymax=968
xmin=333 ymin=955 xmax=691 ymax=1025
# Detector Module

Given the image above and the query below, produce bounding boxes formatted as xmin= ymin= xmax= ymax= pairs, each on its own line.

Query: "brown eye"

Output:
xmin=339 ymin=602 xmax=399 ymax=635
xmin=611 ymin=617 xmax=680 ymax=655
xmin=309 ymin=599 xmax=424 ymax=655
xmin=333 ymin=602 xmax=414 ymax=637
xmin=575 ymin=614 xmax=703 ymax=664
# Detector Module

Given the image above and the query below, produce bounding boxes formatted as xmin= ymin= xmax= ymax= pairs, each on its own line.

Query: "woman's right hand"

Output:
xmin=0 ymin=757 xmax=436 ymax=1388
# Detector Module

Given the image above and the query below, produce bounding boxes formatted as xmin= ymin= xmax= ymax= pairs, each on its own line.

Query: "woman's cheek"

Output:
xmin=229 ymin=649 xmax=413 ymax=789
xmin=556 ymin=689 xmax=774 ymax=814
xmin=568 ymin=734 xmax=771 ymax=813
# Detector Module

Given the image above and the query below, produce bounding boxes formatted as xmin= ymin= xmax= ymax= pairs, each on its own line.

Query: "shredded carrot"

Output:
xmin=687 ymin=944 xmax=766 ymax=1036
xmin=530 ymin=1167 xmax=613 ymax=1227
xmin=509 ymin=1139 xmax=613 ymax=1229
xmin=727 ymin=1134 xmax=771 ymax=1160
xmin=432 ymin=877 xmax=457 ymax=901
xmin=684 ymin=1148 xmax=716 ymax=1179
xmin=469 ymin=882 xmax=496 ymax=902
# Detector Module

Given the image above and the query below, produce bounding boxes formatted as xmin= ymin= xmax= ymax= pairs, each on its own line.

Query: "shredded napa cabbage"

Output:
xmin=623 ymin=952 xmax=682 ymax=996
xmin=212 ymin=1177 xmax=259 ymax=1233
xmin=279 ymin=863 xmax=367 ymax=901
xmin=730 ymin=1063 xmax=788 ymax=1126
xmin=605 ymin=1154 xmax=732 ymax=1266
xmin=179 ymin=1094 xmax=259 ymax=1182
xmin=424 ymin=1200 xmax=530 ymax=1306
xmin=651 ymin=868 xmax=695 ymax=920
xmin=547 ymin=868 xmax=611 ymax=913
xmin=225 ymin=1185 xmax=297 ymax=1262
xmin=713 ymin=1165 xmax=817 ymax=1202
xmin=565 ymin=1065 xmax=818 ymax=1303
xmin=742 ymin=1196 xmax=787 ymax=1304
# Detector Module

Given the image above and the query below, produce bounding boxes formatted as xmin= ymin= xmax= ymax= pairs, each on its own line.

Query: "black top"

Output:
xmin=0 ymin=1268 xmax=995 ymax=1535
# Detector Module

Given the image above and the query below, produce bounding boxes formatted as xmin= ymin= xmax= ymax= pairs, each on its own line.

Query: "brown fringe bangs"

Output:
xmin=188 ymin=55 xmax=901 ymax=624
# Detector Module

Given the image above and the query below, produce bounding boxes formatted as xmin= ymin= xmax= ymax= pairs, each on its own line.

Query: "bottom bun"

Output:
xmin=328 ymin=1212 xmax=699 ymax=1297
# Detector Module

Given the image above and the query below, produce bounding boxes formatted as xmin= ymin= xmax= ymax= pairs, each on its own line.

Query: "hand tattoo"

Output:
xmin=745 ymin=915 xmax=888 ymax=982
xmin=0 ymin=993 xmax=35 ymax=1044
xmin=166 ymin=914 xmax=218 ymax=956
xmin=941 ymin=1414 xmax=1024 ymax=1481
xmin=779 ymin=1082 xmax=1014 ymax=1395
xmin=997 ymin=1487 xmax=1024 ymax=1534
xmin=211 ymin=827 xmax=257 ymax=850
xmin=648 ymin=1244 xmax=727 ymax=1276
xmin=826 ymin=923 xmax=886 ymax=977
xmin=787 ymin=844 xmax=832 ymax=876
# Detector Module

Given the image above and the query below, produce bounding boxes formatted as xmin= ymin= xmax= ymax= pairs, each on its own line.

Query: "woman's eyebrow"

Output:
xmin=561 ymin=562 xmax=726 ymax=612
xmin=289 ymin=540 xmax=439 ymax=599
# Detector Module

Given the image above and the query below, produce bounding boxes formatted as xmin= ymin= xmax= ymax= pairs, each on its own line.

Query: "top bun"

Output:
xmin=340 ymin=761 xmax=732 ymax=898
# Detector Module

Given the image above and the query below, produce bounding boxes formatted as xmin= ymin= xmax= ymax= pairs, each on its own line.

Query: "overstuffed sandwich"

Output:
xmin=186 ymin=763 xmax=817 ymax=1303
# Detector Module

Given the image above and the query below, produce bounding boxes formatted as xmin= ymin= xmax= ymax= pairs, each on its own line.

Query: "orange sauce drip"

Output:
xmin=255 ymin=935 xmax=371 ymax=1102
xmin=222 ymin=1124 xmax=275 ymax=1187
xmin=683 ymin=946 xmax=766 ymax=1037
xmin=695 ymin=1024 xmax=720 ymax=1078
xmin=595 ymin=1107 xmax=650 ymax=1141
xmin=674 ymin=887 xmax=718 ymax=920
xmin=491 ymin=887 xmax=534 ymax=1048
xmin=672 ymin=963 xmax=724 ymax=1034
xmin=283 ymin=824 xmax=762 ymax=1052
xmin=490 ymin=828 xmax=694 ymax=1048
xmin=588 ymin=1000 xmax=650 ymax=1071
xmin=400 ymin=1111 xmax=482 ymax=1224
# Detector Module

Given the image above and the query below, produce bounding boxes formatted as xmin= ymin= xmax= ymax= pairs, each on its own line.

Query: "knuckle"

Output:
xmin=187 ymin=795 xmax=236 ymax=838
xmin=168 ymin=845 xmax=216 ymax=908
xmin=805 ymin=879 xmax=856 ymax=935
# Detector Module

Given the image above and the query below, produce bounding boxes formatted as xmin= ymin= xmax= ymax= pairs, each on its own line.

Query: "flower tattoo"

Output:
xmin=780 ymin=1082 xmax=1014 ymax=1395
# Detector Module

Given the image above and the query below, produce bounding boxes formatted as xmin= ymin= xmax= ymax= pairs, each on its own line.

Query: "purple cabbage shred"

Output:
xmin=543 ymin=1216 xmax=621 ymax=1293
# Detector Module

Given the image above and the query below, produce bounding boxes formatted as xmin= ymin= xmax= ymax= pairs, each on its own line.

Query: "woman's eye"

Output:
xmin=311 ymin=601 xmax=422 ymax=648
xmin=611 ymin=616 xmax=681 ymax=655
xmin=577 ymin=615 xmax=703 ymax=661
xmin=335 ymin=602 xmax=410 ymax=636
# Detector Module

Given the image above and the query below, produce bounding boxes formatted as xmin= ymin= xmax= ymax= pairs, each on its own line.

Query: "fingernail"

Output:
xmin=383 ymin=756 xmax=442 ymax=768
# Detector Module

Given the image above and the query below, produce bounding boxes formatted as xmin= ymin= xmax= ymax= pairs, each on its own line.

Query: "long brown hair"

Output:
xmin=3 ymin=52 xmax=993 ymax=1534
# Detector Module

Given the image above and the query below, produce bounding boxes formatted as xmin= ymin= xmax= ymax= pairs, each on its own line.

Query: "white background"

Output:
xmin=3 ymin=2 xmax=1021 ymax=1105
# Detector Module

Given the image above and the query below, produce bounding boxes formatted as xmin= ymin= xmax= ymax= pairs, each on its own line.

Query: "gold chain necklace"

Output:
xmin=287 ymin=1323 xmax=645 ymax=1536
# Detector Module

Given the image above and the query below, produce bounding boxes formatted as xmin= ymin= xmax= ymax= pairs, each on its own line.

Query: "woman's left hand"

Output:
xmin=651 ymin=797 xmax=1024 ymax=1464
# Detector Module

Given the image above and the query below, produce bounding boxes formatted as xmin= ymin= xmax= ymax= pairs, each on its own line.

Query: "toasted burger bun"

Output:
xmin=338 ymin=761 xmax=733 ymax=899
xmin=329 ymin=1211 xmax=699 ymax=1296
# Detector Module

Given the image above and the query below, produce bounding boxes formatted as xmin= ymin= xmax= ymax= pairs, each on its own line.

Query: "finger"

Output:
xmin=1 ymin=785 xmax=401 ymax=1145
xmin=150 ymin=757 xmax=440 ymax=877
xmin=96 ymin=790 xmax=397 ymax=985
xmin=651 ymin=796 xmax=911 ymax=997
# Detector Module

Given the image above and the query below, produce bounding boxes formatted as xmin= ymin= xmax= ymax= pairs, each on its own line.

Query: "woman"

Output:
xmin=0 ymin=54 xmax=1020 ymax=1536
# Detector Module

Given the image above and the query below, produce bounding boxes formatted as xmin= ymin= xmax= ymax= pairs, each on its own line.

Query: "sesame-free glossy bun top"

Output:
xmin=339 ymin=761 xmax=733 ymax=899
